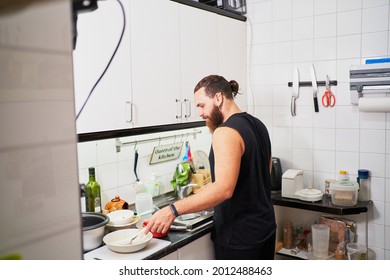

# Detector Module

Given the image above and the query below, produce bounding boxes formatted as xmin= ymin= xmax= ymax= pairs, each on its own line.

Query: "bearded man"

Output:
xmin=145 ymin=75 xmax=276 ymax=260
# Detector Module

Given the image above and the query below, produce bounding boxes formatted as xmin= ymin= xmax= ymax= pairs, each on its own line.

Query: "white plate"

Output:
xmin=192 ymin=150 xmax=210 ymax=170
xmin=103 ymin=229 xmax=153 ymax=253
xmin=106 ymin=216 xmax=140 ymax=229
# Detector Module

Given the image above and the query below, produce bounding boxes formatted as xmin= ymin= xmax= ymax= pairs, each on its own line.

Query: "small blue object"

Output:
xmin=365 ymin=58 xmax=390 ymax=64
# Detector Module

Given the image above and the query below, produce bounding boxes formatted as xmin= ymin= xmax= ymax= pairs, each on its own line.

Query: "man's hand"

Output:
xmin=143 ymin=206 xmax=176 ymax=234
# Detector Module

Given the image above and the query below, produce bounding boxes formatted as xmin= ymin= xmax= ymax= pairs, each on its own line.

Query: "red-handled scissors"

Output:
xmin=322 ymin=90 xmax=336 ymax=107
xmin=322 ymin=75 xmax=336 ymax=107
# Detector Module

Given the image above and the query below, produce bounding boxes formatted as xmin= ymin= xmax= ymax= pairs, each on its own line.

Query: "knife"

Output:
xmin=310 ymin=65 xmax=319 ymax=112
xmin=291 ymin=67 xmax=300 ymax=116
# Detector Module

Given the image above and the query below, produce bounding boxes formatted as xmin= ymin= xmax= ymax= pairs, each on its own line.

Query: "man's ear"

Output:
xmin=214 ymin=92 xmax=222 ymax=102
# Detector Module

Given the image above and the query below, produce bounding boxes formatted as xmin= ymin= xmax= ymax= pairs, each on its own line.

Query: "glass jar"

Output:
xmin=338 ymin=170 xmax=350 ymax=182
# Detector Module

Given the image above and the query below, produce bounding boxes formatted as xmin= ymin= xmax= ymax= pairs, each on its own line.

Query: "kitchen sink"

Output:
xmin=151 ymin=191 xmax=214 ymax=231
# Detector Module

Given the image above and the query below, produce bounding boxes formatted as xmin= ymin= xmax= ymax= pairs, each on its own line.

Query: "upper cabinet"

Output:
xmin=72 ymin=0 xmax=247 ymax=134
xmin=129 ymin=0 xmax=181 ymax=128
xmin=217 ymin=15 xmax=247 ymax=111
xmin=73 ymin=0 xmax=133 ymax=134
xmin=179 ymin=4 xmax=219 ymax=123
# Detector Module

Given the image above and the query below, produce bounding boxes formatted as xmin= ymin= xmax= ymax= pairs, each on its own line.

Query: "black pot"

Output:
xmin=270 ymin=157 xmax=282 ymax=193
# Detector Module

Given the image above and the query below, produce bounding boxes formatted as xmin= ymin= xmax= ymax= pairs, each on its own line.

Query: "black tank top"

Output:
xmin=209 ymin=112 xmax=276 ymax=249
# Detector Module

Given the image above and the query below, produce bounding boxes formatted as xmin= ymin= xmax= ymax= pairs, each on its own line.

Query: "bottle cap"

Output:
xmin=339 ymin=170 xmax=347 ymax=175
xmin=358 ymin=169 xmax=369 ymax=179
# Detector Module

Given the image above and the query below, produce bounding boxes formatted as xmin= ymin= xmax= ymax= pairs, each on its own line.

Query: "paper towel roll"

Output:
xmin=358 ymin=97 xmax=390 ymax=112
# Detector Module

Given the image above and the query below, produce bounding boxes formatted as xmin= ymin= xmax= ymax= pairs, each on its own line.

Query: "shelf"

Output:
xmin=277 ymin=247 xmax=308 ymax=260
xmin=276 ymin=248 xmax=336 ymax=260
xmin=271 ymin=192 xmax=373 ymax=215
xmin=171 ymin=0 xmax=247 ymax=22
xmin=78 ymin=121 xmax=205 ymax=143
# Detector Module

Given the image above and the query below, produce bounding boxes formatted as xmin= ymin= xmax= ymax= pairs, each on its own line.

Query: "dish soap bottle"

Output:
xmin=146 ymin=174 xmax=161 ymax=197
xmin=85 ymin=167 xmax=102 ymax=213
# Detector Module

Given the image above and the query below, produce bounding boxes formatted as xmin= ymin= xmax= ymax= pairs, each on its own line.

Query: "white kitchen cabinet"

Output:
xmin=177 ymin=233 xmax=215 ymax=260
xmin=217 ymin=15 xmax=247 ymax=111
xmin=159 ymin=250 xmax=178 ymax=260
xmin=73 ymin=0 xmax=247 ymax=133
xmin=178 ymin=4 xmax=219 ymax=123
xmin=73 ymin=0 xmax=133 ymax=134
xmin=129 ymin=0 xmax=181 ymax=128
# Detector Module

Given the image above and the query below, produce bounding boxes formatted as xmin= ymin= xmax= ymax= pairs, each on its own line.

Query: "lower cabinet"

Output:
xmin=159 ymin=250 xmax=179 ymax=260
xmin=177 ymin=233 xmax=215 ymax=260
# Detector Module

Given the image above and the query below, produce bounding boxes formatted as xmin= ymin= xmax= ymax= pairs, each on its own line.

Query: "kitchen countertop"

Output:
xmin=85 ymin=191 xmax=214 ymax=260
xmin=83 ymin=219 xmax=213 ymax=260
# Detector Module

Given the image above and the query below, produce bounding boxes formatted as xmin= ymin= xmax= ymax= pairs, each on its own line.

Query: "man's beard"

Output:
xmin=206 ymin=105 xmax=224 ymax=132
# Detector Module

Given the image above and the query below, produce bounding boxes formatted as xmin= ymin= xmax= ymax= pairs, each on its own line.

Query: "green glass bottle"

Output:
xmin=86 ymin=167 xmax=102 ymax=213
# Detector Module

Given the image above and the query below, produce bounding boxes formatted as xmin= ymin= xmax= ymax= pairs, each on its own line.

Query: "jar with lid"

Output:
xmin=338 ymin=170 xmax=350 ymax=182
xmin=357 ymin=169 xmax=370 ymax=202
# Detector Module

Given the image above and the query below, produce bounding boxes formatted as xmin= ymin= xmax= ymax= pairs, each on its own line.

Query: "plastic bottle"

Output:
xmin=145 ymin=174 xmax=161 ymax=197
xmin=357 ymin=169 xmax=370 ymax=202
xmin=85 ymin=167 xmax=102 ymax=213
xmin=283 ymin=222 xmax=293 ymax=249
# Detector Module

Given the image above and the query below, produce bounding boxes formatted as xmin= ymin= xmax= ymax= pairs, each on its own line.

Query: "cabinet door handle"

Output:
xmin=175 ymin=99 xmax=182 ymax=119
xmin=184 ymin=98 xmax=191 ymax=118
xmin=125 ymin=101 xmax=133 ymax=123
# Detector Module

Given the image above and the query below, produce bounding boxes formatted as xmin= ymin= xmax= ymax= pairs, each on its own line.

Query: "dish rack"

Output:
xmin=199 ymin=0 xmax=247 ymax=15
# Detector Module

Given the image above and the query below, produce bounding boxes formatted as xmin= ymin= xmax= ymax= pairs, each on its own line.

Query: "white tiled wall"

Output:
xmin=247 ymin=0 xmax=390 ymax=259
xmin=0 ymin=0 xmax=82 ymax=259
xmin=77 ymin=127 xmax=212 ymax=208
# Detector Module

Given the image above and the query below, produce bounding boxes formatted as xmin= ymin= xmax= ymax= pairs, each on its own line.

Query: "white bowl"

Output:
xmin=103 ymin=229 xmax=152 ymax=253
xmin=106 ymin=210 xmax=134 ymax=226
xmin=106 ymin=216 xmax=140 ymax=231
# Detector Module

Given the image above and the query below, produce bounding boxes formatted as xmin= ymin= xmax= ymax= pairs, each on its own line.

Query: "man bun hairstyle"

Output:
xmin=194 ymin=74 xmax=239 ymax=100
xmin=229 ymin=80 xmax=239 ymax=98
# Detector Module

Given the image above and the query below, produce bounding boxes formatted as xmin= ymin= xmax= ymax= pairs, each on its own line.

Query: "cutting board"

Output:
xmin=83 ymin=238 xmax=171 ymax=260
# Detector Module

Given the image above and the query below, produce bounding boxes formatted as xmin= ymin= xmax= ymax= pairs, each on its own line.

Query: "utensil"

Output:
xmin=134 ymin=149 xmax=140 ymax=182
xmin=310 ymin=65 xmax=319 ymax=112
xmin=114 ymin=228 xmax=146 ymax=245
xmin=170 ymin=224 xmax=189 ymax=231
xmin=179 ymin=212 xmax=200 ymax=221
xmin=135 ymin=208 xmax=155 ymax=218
xmin=291 ymin=67 xmax=300 ymax=116
xmin=103 ymin=229 xmax=153 ymax=253
xmin=322 ymin=75 xmax=336 ymax=107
